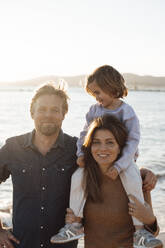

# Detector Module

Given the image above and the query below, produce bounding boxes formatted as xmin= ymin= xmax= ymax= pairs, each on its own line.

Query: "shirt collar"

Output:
xmin=51 ymin=130 xmax=65 ymax=149
xmin=23 ymin=129 xmax=65 ymax=149
xmin=23 ymin=130 xmax=35 ymax=148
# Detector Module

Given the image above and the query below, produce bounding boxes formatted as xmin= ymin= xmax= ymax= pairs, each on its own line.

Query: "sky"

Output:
xmin=0 ymin=0 xmax=164 ymax=81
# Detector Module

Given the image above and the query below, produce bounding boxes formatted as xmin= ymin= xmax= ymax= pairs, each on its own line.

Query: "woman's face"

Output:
xmin=91 ymin=129 xmax=120 ymax=173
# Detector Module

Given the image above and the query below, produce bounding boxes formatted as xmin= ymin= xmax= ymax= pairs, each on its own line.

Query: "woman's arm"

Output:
xmin=128 ymin=168 xmax=159 ymax=236
xmin=128 ymin=194 xmax=155 ymax=225
xmin=128 ymin=194 xmax=159 ymax=236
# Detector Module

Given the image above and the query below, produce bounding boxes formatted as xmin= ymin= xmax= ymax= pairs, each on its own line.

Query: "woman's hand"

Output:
xmin=140 ymin=168 xmax=157 ymax=191
xmin=65 ymin=208 xmax=82 ymax=224
xmin=128 ymin=194 xmax=156 ymax=225
xmin=0 ymin=228 xmax=20 ymax=248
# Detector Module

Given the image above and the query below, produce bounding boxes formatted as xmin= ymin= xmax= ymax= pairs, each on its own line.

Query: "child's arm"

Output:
xmin=113 ymin=106 xmax=140 ymax=173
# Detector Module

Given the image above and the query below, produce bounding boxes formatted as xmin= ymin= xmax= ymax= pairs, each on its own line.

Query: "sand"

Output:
xmin=77 ymin=233 xmax=165 ymax=247
xmin=158 ymin=233 xmax=165 ymax=246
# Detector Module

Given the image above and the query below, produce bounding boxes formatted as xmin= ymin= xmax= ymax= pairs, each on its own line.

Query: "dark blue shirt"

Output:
xmin=0 ymin=130 xmax=78 ymax=248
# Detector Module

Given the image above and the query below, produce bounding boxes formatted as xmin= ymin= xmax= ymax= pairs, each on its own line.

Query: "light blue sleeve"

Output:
xmin=76 ymin=105 xmax=96 ymax=157
xmin=114 ymin=106 xmax=140 ymax=173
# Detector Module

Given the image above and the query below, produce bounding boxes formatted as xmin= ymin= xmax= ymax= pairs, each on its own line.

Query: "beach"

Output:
xmin=0 ymin=87 xmax=165 ymax=246
xmin=0 ymin=210 xmax=164 ymax=247
xmin=77 ymin=234 xmax=165 ymax=247
xmin=77 ymin=235 xmax=165 ymax=247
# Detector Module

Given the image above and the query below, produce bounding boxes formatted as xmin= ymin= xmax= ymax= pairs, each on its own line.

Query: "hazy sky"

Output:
xmin=0 ymin=0 xmax=164 ymax=81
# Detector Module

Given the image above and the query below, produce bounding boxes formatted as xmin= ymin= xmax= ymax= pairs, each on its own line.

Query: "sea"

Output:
xmin=0 ymin=86 xmax=165 ymax=232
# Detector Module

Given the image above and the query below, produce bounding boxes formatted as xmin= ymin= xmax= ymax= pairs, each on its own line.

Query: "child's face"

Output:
xmin=88 ymin=81 xmax=115 ymax=109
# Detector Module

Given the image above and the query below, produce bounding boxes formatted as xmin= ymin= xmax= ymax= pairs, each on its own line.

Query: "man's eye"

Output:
xmin=51 ymin=109 xmax=59 ymax=113
xmin=38 ymin=109 xmax=45 ymax=112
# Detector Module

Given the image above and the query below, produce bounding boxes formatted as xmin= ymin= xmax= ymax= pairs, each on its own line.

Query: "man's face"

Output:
xmin=31 ymin=94 xmax=64 ymax=136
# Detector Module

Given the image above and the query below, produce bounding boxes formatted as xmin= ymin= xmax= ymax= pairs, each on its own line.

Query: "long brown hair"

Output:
xmin=86 ymin=65 xmax=128 ymax=98
xmin=82 ymin=114 xmax=128 ymax=202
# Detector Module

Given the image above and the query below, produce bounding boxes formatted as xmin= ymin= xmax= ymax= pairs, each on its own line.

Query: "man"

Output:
xmin=0 ymin=84 xmax=78 ymax=248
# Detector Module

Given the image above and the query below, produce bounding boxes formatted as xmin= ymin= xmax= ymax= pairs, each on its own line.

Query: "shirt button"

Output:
xmin=42 ymin=186 xmax=46 ymax=191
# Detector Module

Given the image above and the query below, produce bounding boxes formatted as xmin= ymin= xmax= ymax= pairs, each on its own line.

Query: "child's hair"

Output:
xmin=86 ymin=65 xmax=128 ymax=98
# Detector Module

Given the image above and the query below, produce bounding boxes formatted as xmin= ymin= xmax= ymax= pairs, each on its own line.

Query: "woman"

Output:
xmin=66 ymin=115 xmax=162 ymax=248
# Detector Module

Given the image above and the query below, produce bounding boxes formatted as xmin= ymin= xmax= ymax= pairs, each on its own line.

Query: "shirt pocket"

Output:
xmin=11 ymin=162 xmax=36 ymax=195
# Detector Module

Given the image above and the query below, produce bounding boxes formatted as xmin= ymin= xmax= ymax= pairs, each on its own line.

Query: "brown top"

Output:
xmin=84 ymin=175 xmax=134 ymax=248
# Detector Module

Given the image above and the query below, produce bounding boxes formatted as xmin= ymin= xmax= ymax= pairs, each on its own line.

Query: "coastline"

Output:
xmin=0 ymin=72 xmax=165 ymax=92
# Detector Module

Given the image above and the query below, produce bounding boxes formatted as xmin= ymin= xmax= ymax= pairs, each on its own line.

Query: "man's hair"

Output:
xmin=30 ymin=82 xmax=69 ymax=117
xmin=86 ymin=65 xmax=128 ymax=98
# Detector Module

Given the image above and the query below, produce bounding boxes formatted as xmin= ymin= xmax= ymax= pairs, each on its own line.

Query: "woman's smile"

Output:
xmin=91 ymin=129 xmax=120 ymax=172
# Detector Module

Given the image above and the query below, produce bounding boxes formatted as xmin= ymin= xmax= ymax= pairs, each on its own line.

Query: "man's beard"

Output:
xmin=38 ymin=123 xmax=60 ymax=136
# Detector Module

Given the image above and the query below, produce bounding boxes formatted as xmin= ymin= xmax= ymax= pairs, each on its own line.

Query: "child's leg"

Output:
xmin=69 ymin=167 xmax=86 ymax=218
xmin=50 ymin=168 xmax=85 ymax=244
xmin=119 ymin=164 xmax=162 ymax=247
xmin=119 ymin=162 xmax=144 ymax=227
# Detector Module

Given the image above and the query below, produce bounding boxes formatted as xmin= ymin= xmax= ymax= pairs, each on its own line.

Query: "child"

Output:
xmin=51 ymin=65 xmax=161 ymax=247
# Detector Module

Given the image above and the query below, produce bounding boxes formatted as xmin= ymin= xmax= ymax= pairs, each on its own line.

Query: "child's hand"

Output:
xmin=106 ymin=166 xmax=119 ymax=180
xmin=76 ymin=156 xmax=85 ymax=167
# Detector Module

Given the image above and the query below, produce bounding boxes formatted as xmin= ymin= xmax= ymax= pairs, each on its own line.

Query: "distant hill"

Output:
xmin=0 ymin=75 xmax=86 ymax=88
xmin=0 ymin=73 xmax=165 ymax=91
xmin=123 ymin=73 xmax=165 ymax=91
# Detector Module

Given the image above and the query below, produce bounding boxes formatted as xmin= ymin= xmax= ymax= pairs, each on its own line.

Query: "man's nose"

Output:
xmin=44 ymin=110 xmax=52 ymax=117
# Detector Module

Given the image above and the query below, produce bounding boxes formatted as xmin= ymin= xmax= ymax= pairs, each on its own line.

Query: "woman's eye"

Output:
xmin=107 ymin=141 xmax=113 ymax=144
xmin=92 ymin=141 xmax=100 ymax=144
xmin=106 ymin=141 xmax=114 ymax=146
